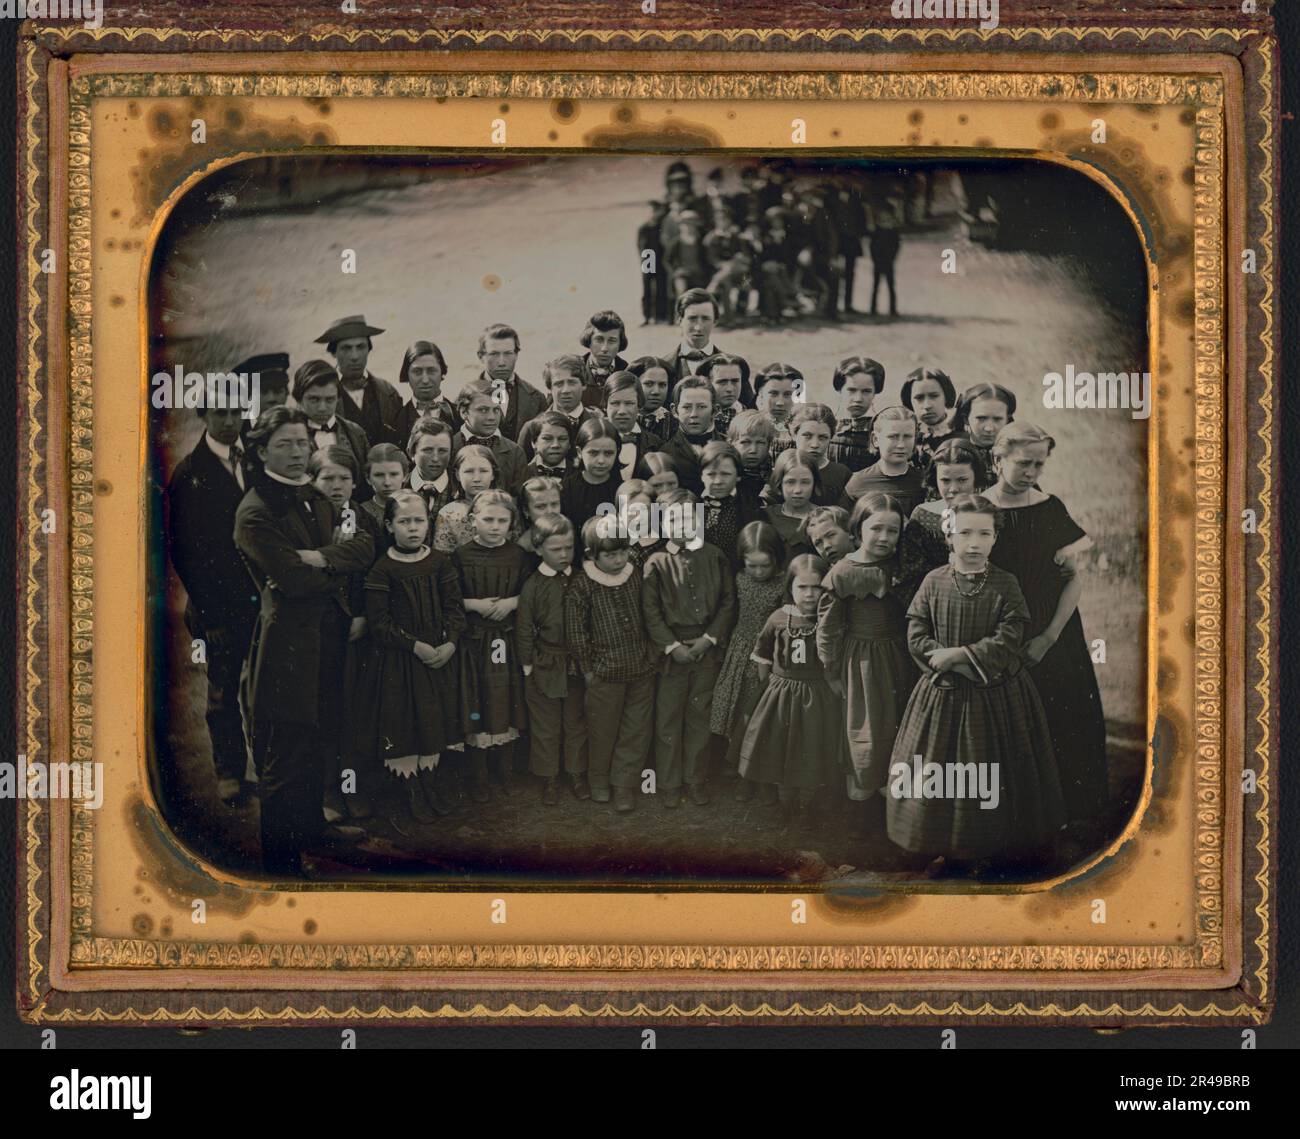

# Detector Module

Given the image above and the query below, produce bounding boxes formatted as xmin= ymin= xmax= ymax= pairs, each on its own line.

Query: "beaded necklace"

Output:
xmin=950 ymin=564 xmax=990 ymax=598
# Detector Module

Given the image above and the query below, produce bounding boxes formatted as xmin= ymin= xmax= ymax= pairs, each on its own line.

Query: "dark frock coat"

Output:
xmin=234 ymin=477 xmax=376 ymax=727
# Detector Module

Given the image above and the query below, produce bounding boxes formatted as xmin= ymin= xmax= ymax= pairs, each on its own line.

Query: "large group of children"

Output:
xmin=172 ymin=297 xmax=1110 ymax=877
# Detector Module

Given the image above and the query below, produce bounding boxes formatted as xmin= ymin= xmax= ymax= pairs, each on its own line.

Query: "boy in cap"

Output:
xmin=316 ymin=314 xmax=404 ymax=448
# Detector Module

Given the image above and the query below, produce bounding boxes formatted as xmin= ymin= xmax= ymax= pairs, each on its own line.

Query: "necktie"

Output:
xmin=702 ymin=496 xmax=724 ymax=524
xmin=229 ymin=444 xmax=246 ymax=491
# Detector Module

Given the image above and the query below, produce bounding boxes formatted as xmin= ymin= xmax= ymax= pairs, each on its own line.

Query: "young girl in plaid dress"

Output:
xmin=886 ymin=495 xmax=1065 ymax=875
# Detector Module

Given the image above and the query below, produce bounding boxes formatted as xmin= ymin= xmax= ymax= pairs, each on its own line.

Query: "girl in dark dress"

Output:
xmin=898 ymin=438 xmax=987 ymax=604
xmin=561 ymin=417 xmax=621 ymax=540
xmin=818 ymin=494 xmax=917 ymax=823
xmin=887 ymin=495 xmax=1066 ymax=874
xmin=739 ymin=554 xmax=847 ymax=818
xmin=985 ymin=423 xmax=1107 ymax=826
xmin=762 ymin=450 xmax=818 ymax=558
xmin=950 ymin=382 xmax=1017 ymax=489
xmin=354 ymin=490 xmax=466 ymax=826
xmin=452 ymin=489 xmax=531 ymax=802
xmin=310 ymin=445 xmax=382 ymax=825
xmin=711 ymin=522 xmax=787 ymax=801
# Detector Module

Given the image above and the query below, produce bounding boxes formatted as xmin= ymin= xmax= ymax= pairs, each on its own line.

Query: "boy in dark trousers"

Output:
xmin=516 ymin=514 xmax=589 ymax=804
xmin=642 ymin=489 xmax=737 ymax=806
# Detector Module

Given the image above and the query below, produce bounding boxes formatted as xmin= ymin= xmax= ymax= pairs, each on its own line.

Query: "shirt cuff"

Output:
xmin=665 ymin=641 xmax=682 ymax=655
xmin=522 ymin=664 xmax=534 ymax=677
xmin=702 ymin=633 xmax=718 ymax=647
xmin=749 ymin=653 xmax=773 ymax=666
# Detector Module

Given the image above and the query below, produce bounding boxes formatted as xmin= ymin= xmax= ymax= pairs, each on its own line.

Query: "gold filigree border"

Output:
xmin=61 ymin=66 xmax=1224 ymax=978
xmin=30 ymin=25 xmax=1255 ymax=48
xmin=72 ymin=938 xmax=1202 ymax=972
xmin=28 ymin=996 xmax=1264 ymax=1026
xmin=19 ymin=15 xmax=1271 ymax=1018
xmin=81 ymin=70 xmax=1225 ymax=104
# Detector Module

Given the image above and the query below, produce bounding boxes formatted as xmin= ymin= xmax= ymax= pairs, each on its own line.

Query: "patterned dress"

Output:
xmin=990 ymin=494 xmax=1107 ymax=821
xmin=433 ymin=500 xmax=477 ymax=553
xmin=886 ymin=565 xmax=1066 ymax=861
xmin=452 ymin=540 xmax=531 ymax=748
xmin=739 ymin=607 xmax=849 ymax=789
xmin=352 ymin=548 xmax=466 ymax=766
xmin=897 ymin=502 xmax=951 ymax=605
xmin=816 ymin=557 xmax=917 ymax=796
xmin=710 ymin=573 xmax=787 ymax=746
xmin=912 ymin=420 xmax=961 ymax=477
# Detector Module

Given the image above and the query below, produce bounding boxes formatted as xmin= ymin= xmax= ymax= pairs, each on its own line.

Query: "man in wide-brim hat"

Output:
xmin=315 ymin=314 xmax=404 ymax=448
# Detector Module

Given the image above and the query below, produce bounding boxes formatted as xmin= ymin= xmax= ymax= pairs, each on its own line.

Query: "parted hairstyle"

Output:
xmin=923 ymin=437 xmax=986 ymax=493
xmin=870 ymin=405 xmax=919 ymax=436
xmin=771 ymin=447 xmax=821 ymax=494
xmin=519 ymin=476 xmax=562 ymax=522
xmin=364 ymin=442 xmax=410 ymax=477
xmin=247 ymin=405 xmax=308 ymax=463
xmin=671 ymin=374 xmax=715 ymax=409
xmin=469 ymin=487 xmax=520 ymax=527
xmin=456 ymin=375 xmax=503 ymax=418
xmin=627 ymin=355 xmax=675 ymax=381
xmin=477 ymin=322 xmax=520 ymax=356
xmin=291 ymin=359 xmax=340 ymax=402
xmin=832 ymin=355 xmax=886 ymax=394
xmin=674 ymin=287 xmax=719 ymax=321
xmin=604 ymin=370 xmax=645 ymax=407
xmin=945 ymin=492 xmax=1003 ymax=534
xmin=383 ymin=489 xmax=429 ymax=528
xmin=580 ymin=310 xmax=629 ymax=352
xmin=753 ymin=361 xmax=804 ymax=398
xmin=785 ymin=553 xmax=830 ymax=599
xmin=951 ymin=382 xmax=1017 ymax=433
xmin=398 ymin=340 xmax=449 ymax=387
xmin=574 ymin=415 xmax=621 ymax=457
xmin=697 ymin=351 xmax=751 ymax=388
xmin=991 ymin=420 xmax=1056 ymax=459
xmin=542 ymin=353 xmax=590 ymax=391
xmin=699 ymin=440 xmax=742 ymax=473
xmin=308 ymin=444 xmax=359 ymax=481
xmin=531 ymin=409 xmax=578 ymax=444
xmin=529 ymin=511 xmax=574 ymax=546
xmin=406 ymin=416 xmax=455 ymax=461
xmin=450 ymin=442 xmax=500 ymax=492
xmin=848 ymin=493 xmax=907 ymax=541
xmin=788 ymin=402 xmax=838 ymax=433
xmin=901 ymin=366 xmax=957 ymax=409
xmin=736 ymin=520 xmax=785 ymax=569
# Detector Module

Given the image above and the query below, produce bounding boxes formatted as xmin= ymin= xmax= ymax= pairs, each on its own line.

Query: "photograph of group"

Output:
xmin=150 ymin=152 xmax=1149 ymax=885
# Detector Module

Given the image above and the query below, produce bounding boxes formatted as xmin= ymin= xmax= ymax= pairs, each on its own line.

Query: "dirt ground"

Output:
xmin=153 ymin=155 xmax=1149 ymax=883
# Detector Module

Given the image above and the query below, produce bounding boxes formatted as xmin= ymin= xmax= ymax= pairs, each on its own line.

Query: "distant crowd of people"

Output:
xmin=637 ymin=160 xmax=908 ymax=325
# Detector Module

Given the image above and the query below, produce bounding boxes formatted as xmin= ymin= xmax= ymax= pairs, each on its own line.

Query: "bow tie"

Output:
xmin=701 ymin=495 xmax=726 ymax=506
xmin=684 ymin=431 xmax=713 ymax=446
xmin=469 ymin=434 xmax=495 ymax=446
xmin=535 ymin=465 xmax=565 ymax=478
xmin=683 ymin=349 xmax=708 ymax=362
